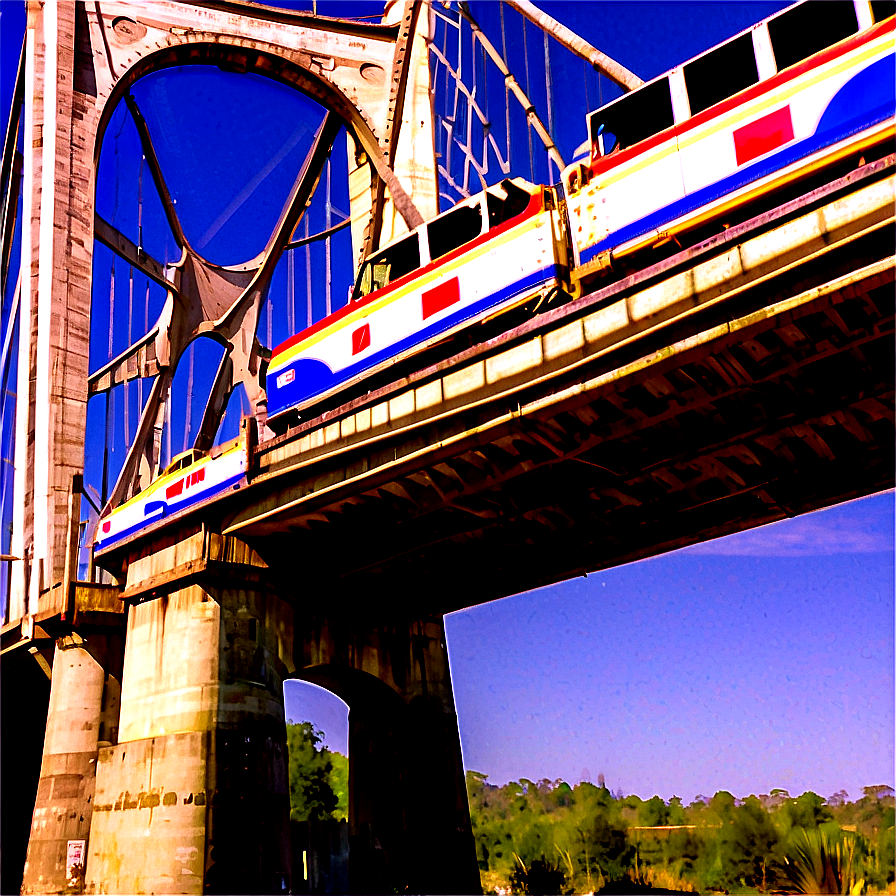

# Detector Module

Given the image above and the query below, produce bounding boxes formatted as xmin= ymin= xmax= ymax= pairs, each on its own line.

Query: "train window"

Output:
xmin=871 ymin=0 xmax=895 ymax=22
xmin=487 ymin=179 xmax=532 ymax=226
xmin=428 ymin=202 xmax=483 ymax=261
xmin=161 ymin=449 xmax=200 ymax=478
xmin=684 ymin=34 xmax=759 ymax=116
xmin=354 ymin=232 xmax=421 ymax=299
xmin=768 ymin=1 xmax=858 ymax=71
xmin=588 ymin=77 xmax=675 ymax=156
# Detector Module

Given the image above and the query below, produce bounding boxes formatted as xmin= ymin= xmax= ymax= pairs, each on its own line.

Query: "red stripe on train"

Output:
xmin=421 ymin=277 xmax=460 ymax=320
xmin=352 ymin=323 xmax=371 ymax=355
xmin=733 ymin=105 xmax=794 ymax=166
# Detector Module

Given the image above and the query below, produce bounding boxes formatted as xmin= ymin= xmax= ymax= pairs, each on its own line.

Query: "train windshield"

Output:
xmin=160 ymin=449 xmax=202 ymax=478
xmin=354 ymin=232 xmax=421 ymax=300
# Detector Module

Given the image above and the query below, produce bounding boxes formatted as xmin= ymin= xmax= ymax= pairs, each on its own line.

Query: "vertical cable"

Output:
xmin=125 ymin=265 xmax=133 ymax=449
xmin=543 ymin=28 xmax=554 ymax=182
xmin=583 ymin=59 xmax=590 ymax=113
xmin=501 ymin=2 xmax=512 ymax=179
xmin=184 ymin=342 xmax=194 ymax=453
xmin=287 ymin=248 xmax=295 ymax=337
xmin=140 ymin=281 xmax=148 ymax=414
xmin=136 ymin=152 xmax=144 ymax=434
xmin=522 ymin=19 xmax=535 ymax=182
xmin=267 ymin=275 xmax=274 ymax=349
xmin=164 ymin=389 xmax=171 ymax=474
xmin=325 ymin=157 xmax=332 ymax=316
xmin=305 ymin=215 xmax=312 ymax=328
xmin=108 ymin=260 xmax=115 ymax=455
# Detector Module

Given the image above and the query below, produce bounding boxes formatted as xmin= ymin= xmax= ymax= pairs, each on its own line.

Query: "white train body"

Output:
xmin=565 ymin=1 xmax=894 ymax=271
xmin=94 ymin=425 xmax=250 ymax=555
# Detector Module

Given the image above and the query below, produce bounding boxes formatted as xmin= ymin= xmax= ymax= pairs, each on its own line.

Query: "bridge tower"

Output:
xmin=4 ymin=1 xmax=477 ymax=892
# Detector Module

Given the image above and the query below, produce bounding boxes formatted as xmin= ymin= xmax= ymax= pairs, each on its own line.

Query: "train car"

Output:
xmin=94 ymin=418 xmax=253 ymax=554
xmin=265 ymin=177 xmax=568 ymax=420
xmin=563 ymin=0 xmax=895 ymax=279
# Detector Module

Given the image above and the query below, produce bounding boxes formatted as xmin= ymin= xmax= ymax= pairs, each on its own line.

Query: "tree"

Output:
xmin=709 ymin=790 xmax=736 ymax=826
xmin=639 ymin=795 xmax=669 ymax=827
xmin=827 ymin=790 xmax=850 ymax=808
xmin=589 ymin=809 xmax=635 ymax=884
xmin=784 ymin=792 xmax=833 ymax=831
xmin=716 ymin=796 xmax=781 ymax=891
xmin=863 ymin=785 xmax=896 ymax=801
xmin=667 ymin=796 xmax=686 ymax=826
xmin=285 ymin=721 xmax=347 ymax=823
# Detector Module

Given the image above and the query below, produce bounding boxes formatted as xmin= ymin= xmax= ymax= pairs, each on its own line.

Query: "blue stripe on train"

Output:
xmin=579 ymin=56 xmax=895 ymax=266
xmin=267 ymin=265 xmax=559 ymax=416
xmin=95 ymin=470 xmax=245 ymax=552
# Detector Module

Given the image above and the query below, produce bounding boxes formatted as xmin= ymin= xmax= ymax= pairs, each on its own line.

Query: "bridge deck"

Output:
xmin=86 ymin=158 xmax=896 ymax=610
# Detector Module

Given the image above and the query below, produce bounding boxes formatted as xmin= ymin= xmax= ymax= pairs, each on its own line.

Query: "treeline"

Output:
xmin=466 ymin=772 xmax=895 ymax=894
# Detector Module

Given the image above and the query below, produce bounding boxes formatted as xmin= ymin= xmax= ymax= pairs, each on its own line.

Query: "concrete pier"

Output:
xmin=21 ymin=634 xmax=122 ymax=895
xmin=84 ymin=533 xmax=294 ymax=895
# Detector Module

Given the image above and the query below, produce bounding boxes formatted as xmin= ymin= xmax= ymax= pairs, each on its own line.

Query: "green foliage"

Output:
xmin=783 ymin=791 xmax=834 ymax=831
xmin=779 ymin=826 xmax=865 ymax=894
xmin=468 ymin=774 xmax=896 ymax=895
xmin=285 ymin=720 xmax=348 ymax=823
xmin=716 ymin=796 xmax=782 ymax=891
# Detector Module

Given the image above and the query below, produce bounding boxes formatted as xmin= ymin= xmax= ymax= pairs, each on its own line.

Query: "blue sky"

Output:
xmin=444 ymin=492 xmax=894 ymax=802
xmin=3 ymin=0 xmax=893 ymax=803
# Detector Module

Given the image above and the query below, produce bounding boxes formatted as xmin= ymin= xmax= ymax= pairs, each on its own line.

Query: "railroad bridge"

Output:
xmin=0 ymin=2 xmax=892 ymax=894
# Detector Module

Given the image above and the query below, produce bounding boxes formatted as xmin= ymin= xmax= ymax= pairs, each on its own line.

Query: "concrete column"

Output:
xmin=85 ymin=535 xmax=294 ymax=895
xmin=21 ymin=639 xmax=107 ymax=894
xmin=298 ymin=613 xmax=480 ymax=895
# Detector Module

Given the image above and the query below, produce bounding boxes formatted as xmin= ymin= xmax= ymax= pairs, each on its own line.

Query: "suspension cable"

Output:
xmin=454 ymin=2 xmax=565 ymax=174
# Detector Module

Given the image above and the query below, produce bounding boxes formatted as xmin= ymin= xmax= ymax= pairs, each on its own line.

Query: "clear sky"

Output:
xmin=444 ymin=491 xmax=894 ymax=803
xmin=3 ymin=0 xmax=893 ymax=804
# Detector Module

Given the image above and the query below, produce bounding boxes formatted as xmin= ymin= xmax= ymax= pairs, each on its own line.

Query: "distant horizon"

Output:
xmin=282 ymin=707 xmax=893 ymax=806
xmin=278 ymin=744 xmax=895 ymax=808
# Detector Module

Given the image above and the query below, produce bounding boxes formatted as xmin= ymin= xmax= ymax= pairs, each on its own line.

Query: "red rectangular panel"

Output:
xmin=352 ymin=322 xmax=371 ymax=355
xmin=733 ymin=106 xmax=794 ymax=167
xmin=165 ymin=478 xmax=184 ymax=499
xmin=421 ymin=276 xmax=460 ymax=320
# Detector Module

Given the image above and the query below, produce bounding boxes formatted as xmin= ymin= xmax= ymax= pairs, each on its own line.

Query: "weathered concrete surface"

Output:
xmin=21 ymin=638 xmax=116 ymax=895
xmin=298 ymin=611 xmax=480 ymax=895
xmin=85 ymin=534 xmax=294 ymax=895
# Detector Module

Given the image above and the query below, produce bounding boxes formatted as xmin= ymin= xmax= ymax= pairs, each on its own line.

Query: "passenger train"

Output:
xmin=94 ymin=421 xmax=252 ymax=552
xmin=94 ymin=0 xmax=894 ymax=555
